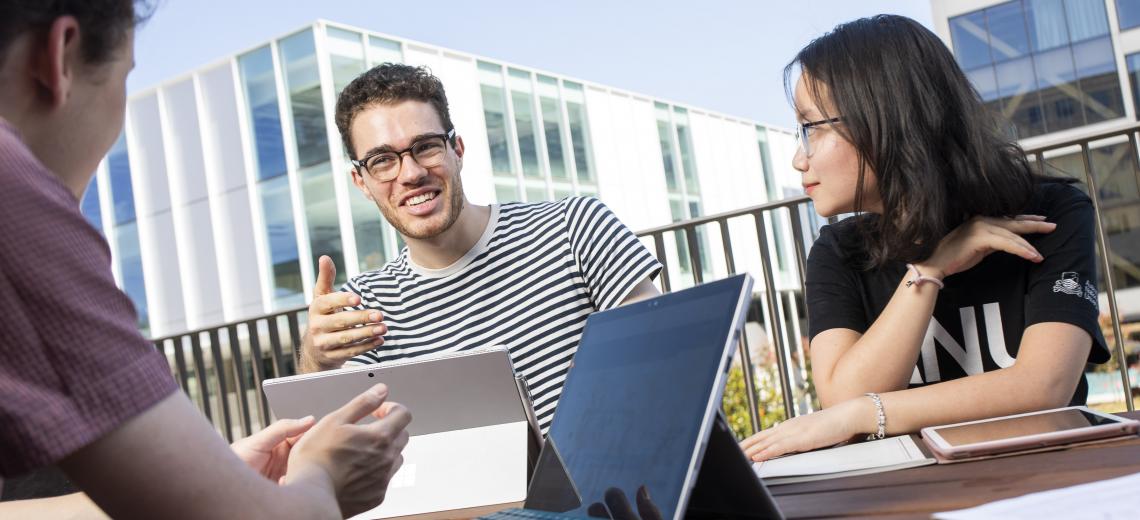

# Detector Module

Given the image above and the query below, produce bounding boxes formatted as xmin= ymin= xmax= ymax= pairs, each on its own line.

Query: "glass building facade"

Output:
xmin=99 ymin=20 xmax=802 ymax=337
xmin=949 ymin=0 xmax=1123 ymax=138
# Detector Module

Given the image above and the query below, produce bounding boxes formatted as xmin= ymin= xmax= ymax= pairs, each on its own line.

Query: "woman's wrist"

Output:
xmin=912 ymin=260 xmax=948 ymax=280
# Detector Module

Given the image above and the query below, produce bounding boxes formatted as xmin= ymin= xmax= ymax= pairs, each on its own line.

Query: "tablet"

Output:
xmin=921 ymin=406 xmax=1139 ymax=460
xmin=262 ymin=346 xmax=540 ymax=441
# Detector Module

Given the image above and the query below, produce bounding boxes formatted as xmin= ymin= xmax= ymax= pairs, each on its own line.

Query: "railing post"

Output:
xmin=652 ymin=231 xmax=672 ymax=293
xmin=208 ymin=329 xmax=235 ymax=442
xmin=684 ymin=225 xmax=704 ymax=285
xmin=1080 ymin=143 xmax=1135 ymax=412
xmin=189 ymin=332 xmax=214 ymax=423
xmin=227 ymin=325 xmax=253 ymax=437
xmin=753 ymin=211 xmax=798 ymax=420
xmin=718 ymin=219 xmax=762 ymax=434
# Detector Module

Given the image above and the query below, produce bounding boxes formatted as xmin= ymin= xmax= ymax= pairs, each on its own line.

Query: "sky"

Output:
xmin=129 ymin=0 xmax=934 ymax=128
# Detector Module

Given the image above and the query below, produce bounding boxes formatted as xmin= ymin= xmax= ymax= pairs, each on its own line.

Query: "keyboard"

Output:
xmin=478 ymin=508 xmax=594 ymax=519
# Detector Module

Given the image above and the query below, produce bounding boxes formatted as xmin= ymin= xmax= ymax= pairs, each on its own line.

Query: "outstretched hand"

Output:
xmin=231 ymin=416 xmax=316 ymax=482
xmin=300 ymin=255 xmax=387 ymax=371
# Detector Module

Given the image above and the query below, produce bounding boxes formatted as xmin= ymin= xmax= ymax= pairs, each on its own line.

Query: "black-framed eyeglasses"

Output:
xmin=351 ymin=128 xmax=456 ymax=182
xmin=795 ymin=117 xmax=841 ymax=157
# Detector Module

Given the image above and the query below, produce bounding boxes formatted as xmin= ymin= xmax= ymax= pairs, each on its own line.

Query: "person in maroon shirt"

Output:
xmin=0 ymin=2 xmax=412 ymax=518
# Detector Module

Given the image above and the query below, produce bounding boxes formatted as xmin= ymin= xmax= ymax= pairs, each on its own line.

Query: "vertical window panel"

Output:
xmin=238 ymin=46 xmax=288 ymax=181
xmin=279 ymin=29 xmax=330 ymax=169
xmin=563 ymin=81 xmax=593 ymax=183
xmin=950 ymin=11 xmax=993 ymax=69
xmin=479 ymin=62 xmax=513 ymax=175
xmin=80 ymin=176 xmax=103 ymax=234
xmin=1074 ymin=37 xmax=1124 ymax=123
xmin=1063 ymin=0 xmax=1109 ymax=42
xmin=327 ymin=27 xmax=366 ymax=96
xmin=674 ymin=107 xmax=699 ymax=194
xmin=1117 ymin=0 xmax=1140 ymax=30
xmin=995 ymin=56 xmax=1046 ymax=136
xmin=368 ymin=36 xmax=402 ymax=66
xmin=538 ymin=76 xmax=567 ymax=180
xmin=1026 ymin=0 xmax=1071 ymax=51
xmin=509 ymin=68 xmax=542 ymax=179
xmin=985 ymin=2 xmax=1031 ymax=62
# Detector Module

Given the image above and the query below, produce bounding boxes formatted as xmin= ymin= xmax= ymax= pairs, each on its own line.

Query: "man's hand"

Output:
xmin=231 ymin=416 xmax=316 ymax=482
xmin=284 ymin=383 xmax=412 ymax=518
xmin=301 ymin=255 xmax=387 ymax=372
xmin=587 ymin=486 xmax=663 ymax=520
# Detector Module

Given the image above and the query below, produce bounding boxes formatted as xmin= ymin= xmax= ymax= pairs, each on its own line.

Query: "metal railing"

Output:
xmin=154 ymin=123 xmax=1140 ymax=438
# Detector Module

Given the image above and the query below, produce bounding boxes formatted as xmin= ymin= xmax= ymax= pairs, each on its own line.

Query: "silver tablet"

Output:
xmin=262 ymin=346 xmax=540 ymax=440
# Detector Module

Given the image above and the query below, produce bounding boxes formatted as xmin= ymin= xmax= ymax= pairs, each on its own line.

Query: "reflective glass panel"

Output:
xmin=674 ymin=107 xmax=699 ymax=194
xmin=1034 ymin=46 xmax=1083 ymax=131
xmin=564 ymin=82 xmax=593 ymax=183
xmin=509 ymin=69 xmax=542 ymax=179
xmin=995 ymin=56 xmax=1046 ymax=136
xmin=108 ymin=132 xmax=135 ymax=224
xmin=538 ymin=75 xmax=567 ymax=180
xmin=1074 ymin=37 xmax=1124 ymax=124
xmin=1117 ymin=0 xmax=1140 ymax=30
xmin=260 ymin=175 xmax=303 ymax=307
xmin=950 ymin=11 xmax=992 ymax=69
xmin=301 ymin=163 xmax=346 ymax=286
xmin=1126 ymin=52 xmax=1140 ymax=120
xmin=118 ymin=221 xmax=149 ymax=333
xmin=327 ymin=27 xmax=365 ymax=96
xmin=985 ymin=2 xmax=1031 ymax=62
xmin=479 ymin=62 xmax=513 ymax=175
xmin=1026 ymin=0 xmax=1071 ymax=51
xmin=368 ymin=36 xmax=402 ymax=66
xmin=279 ymin=29 xmax=330 ymax=169
xmin=80 ymin=176 xmax=103 ymax=234
xmin=239 ymin=46 xmax=288 ymax=181
xmin=1063 ymin=0 xmax=1109 ymax=42
xmin=495 ymin=182 xmax=520 ymax=203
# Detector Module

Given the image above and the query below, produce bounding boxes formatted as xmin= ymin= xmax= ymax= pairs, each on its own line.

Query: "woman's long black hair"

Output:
xmin=787 ymin=14 xmax=1037 ymax=268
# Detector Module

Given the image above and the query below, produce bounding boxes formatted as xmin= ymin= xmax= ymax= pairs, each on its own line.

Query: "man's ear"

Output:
xmin=453 ymin=134 xmax=465 ymax=162
xmin=31 ymin=16 xmax=82 ymax=109
xmin=350 ymin=168 xmax=374 ymax=200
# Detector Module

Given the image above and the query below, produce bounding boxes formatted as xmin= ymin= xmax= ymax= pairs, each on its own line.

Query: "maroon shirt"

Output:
xmin=0 ymin=119 xmax=178 ymax=479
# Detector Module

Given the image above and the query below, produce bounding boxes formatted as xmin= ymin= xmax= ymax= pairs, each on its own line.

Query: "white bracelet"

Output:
xmin=865 ymin=392 xmax=886 ymax=441
xmin=905 ymin=263 xmax=944 ymax=289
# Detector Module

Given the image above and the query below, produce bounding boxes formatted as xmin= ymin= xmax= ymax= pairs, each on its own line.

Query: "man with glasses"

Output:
xmin=299 ymin=63 xmax=661 ymax=431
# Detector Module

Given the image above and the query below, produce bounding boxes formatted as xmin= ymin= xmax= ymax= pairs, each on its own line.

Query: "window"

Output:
xmin=107 ymin=133 xmax=149 ymax=332
xmin=479 ymin=64 xmax=598 ymax=203
xmin=1118 ymin=0 xmax=1140 ymax=30
xmin=509 ymin=69 xmax=542 ymax=179
xmin=280 ymin=29 xmax=345 ymax=286
xmin=239 ymin=46 xmax=303 ymax=308
xmin=949 ymin=0 xmax=1123 ymax=138
xmin=478 ymin=62 xmax=513 ymax=175
xmin=656 ymin=102 xmax=710 ymax=283
xmin=80 ymin=176 xmax=103 ymax=234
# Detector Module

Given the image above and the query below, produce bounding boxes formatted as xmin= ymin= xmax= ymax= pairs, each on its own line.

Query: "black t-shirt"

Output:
xmin=806 ymin=181 xmax=1110 ymax=405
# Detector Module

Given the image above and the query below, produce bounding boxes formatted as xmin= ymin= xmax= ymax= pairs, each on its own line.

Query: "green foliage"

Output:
xmin=721 ymin=364 xmax=788 ymax=440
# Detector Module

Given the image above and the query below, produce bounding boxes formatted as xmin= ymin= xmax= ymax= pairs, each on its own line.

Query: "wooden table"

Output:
xmin=768 ymin=411 xmax=1140 ymax=519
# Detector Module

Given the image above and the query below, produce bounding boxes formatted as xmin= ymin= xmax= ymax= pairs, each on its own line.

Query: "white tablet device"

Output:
xmin=262 ymin=346 xmax=540 ymax=442
xmin=262 ymin=346 xmax=542 ymax=519
xmin=921 ymin=406 xmax=1140 ymax=460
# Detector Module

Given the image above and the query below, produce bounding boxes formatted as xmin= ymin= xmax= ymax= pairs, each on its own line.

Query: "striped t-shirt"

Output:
xmin=344 ymin=197 xmax=661 ymax=430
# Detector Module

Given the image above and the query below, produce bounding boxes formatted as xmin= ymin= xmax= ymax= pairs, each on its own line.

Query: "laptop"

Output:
xmin=262 ymin=347 xmax=543 ymax=519
xmin=483 ymin=273 xmax=784 ymax=520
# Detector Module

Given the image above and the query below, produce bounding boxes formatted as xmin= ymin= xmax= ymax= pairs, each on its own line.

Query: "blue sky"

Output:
xmin=131 ymin=0 xmax=933 ymax=127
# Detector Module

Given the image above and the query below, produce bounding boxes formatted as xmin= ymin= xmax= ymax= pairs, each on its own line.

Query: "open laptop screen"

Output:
xmin=543 ymin=275 xmax=749 ymax=519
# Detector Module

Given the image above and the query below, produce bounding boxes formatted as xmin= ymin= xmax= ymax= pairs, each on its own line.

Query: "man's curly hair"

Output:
xmin=334 ymin=63 xmax=455 ymax=158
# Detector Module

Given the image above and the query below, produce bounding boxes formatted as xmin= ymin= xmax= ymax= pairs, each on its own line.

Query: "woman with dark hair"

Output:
xmin=741 ymin=14 xmax=1109 ymax=461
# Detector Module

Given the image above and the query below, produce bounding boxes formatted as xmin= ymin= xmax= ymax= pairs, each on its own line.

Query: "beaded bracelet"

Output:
xmin=865 ymin=392 xmax=886 ymax=441
xmin=905 ymin=263 xmax=945 ymax=290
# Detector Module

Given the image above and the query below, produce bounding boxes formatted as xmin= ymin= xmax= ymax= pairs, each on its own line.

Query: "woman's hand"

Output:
xmin=740 ymin=397 xmax=875 ymax=462
xmin=915 ymin=215 xmax=1056 ymax=280
xmin=231 ymin=416 xmax=316 ymax=482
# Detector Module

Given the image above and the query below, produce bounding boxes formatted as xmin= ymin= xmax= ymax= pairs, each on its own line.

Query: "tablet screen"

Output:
xmin=935 ymin=409 xmax=1121 ymax=447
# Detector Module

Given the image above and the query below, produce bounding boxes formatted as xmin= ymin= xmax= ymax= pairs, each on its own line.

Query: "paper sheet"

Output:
xmin=934 ymin=471 xmax=1140 ymax=520
xmin=753 ymin=435 xmax=934 ymax=483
